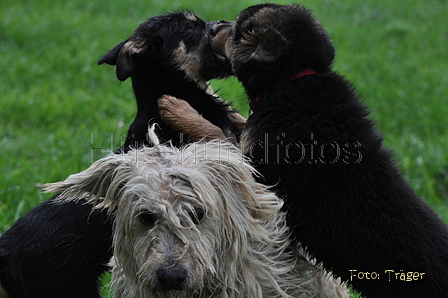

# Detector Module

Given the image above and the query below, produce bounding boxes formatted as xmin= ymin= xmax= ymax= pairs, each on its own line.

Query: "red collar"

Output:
xmin=250 ymin=68 xmax=317 ymax=111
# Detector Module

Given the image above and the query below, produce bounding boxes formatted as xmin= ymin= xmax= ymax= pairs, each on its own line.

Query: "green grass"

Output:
xmin=1 ymin=0 xmax=447 ymax=297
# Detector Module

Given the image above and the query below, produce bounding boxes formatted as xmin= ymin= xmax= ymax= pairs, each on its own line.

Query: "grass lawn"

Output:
xmin=1 ymin=0 xmax=447 ymax=296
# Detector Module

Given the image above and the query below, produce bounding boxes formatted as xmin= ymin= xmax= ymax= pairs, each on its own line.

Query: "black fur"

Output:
xmin=98 ymin=11 xmax=236 ymax=151
xmin=225 ymin=4 xmax=448 ymax=297
xmin=0 ymin=196 xmax=112 ymax=298
xmin=0 ymin=11 xmax=236 ymax=297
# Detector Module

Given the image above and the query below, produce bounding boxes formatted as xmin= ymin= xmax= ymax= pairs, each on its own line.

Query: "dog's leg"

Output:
xmin=227 ymin=109 xmax=247 ymax=140
xmin=159 ymin=95 xmax=246 ymax=142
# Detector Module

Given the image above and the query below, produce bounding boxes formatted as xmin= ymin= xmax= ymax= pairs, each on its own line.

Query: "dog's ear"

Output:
xmin=98 ymin=40 xmax=128 ymax=66
xmin=43 ymin=154 xmax=135 ymax=211
xmin=98 ymin=39 xmax=142 ymax=81
xmin=198 ymin=144 xmax=283 ymax=220
xmin=98 ymin=38 xmax=160 ymax=81
xmin=239 ymin=26 xmax=287 ymax=62
xmin=238 ymin=174 xmax=284 ymax=220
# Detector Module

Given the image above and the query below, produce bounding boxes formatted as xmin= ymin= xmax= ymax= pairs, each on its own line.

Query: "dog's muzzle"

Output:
xmin=210 ymin=20 xmax=234 ymax=61
xmin=210 ymin=20 xmax=233 ymax=35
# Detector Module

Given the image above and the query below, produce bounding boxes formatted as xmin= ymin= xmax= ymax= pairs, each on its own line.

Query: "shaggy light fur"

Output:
xmin=44 ymin=129 xmax=347 ymax=298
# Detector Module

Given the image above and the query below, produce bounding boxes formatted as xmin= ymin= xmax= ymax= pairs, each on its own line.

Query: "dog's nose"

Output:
xmin=210 ymin=20 xmax=234 ymax=36
xmin=156 ymin=266 xmax=187 ymax=290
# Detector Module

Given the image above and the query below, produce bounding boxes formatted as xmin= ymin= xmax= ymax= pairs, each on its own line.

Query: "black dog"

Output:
xmin=0 ymin=199 xmax=112 ymax=298
xmin=98 ymin=11 xmax=240 ymax=151
xmin=0 ymin=11 xmax=239 ymax=298
xmin=159 ymin=4 xmax=448 ymax=298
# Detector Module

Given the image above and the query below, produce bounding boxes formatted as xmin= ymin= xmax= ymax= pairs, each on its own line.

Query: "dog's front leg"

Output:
xmin=158 ymin=95 xmax=231 ymax=142
xmin=226 ymin=109 xmax=247 ymax=140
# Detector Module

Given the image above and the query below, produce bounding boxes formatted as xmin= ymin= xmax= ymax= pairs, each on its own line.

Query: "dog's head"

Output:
xmin=211 ymin=4 xmax=335 ymax=91
xmin=43 ymin=129 xmax=287 ymax=296
xmin=99 ymin=11 xmax=232 ymax=83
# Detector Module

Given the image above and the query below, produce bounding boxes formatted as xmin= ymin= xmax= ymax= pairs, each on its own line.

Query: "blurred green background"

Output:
xmin=1 ymin=0 xmax=447 ymax=295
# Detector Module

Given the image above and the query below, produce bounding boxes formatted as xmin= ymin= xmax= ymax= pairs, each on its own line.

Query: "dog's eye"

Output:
xmin=139 ymin=212 xmax=157 ymax=227
xmin=188 ymin=208 xmax=205 ymax=225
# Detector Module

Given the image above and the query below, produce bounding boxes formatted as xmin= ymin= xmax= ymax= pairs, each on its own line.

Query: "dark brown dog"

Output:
xmin=159 ymin=4 xmax=448 ymax=298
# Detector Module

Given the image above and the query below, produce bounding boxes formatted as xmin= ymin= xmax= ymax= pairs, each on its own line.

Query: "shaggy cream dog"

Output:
xmin=44 ymin=130 xmax=347 ymax=298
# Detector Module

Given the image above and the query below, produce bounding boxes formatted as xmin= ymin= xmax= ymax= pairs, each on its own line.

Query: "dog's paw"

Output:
xmin=158 ymin=95 xmax=226 ymax=141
